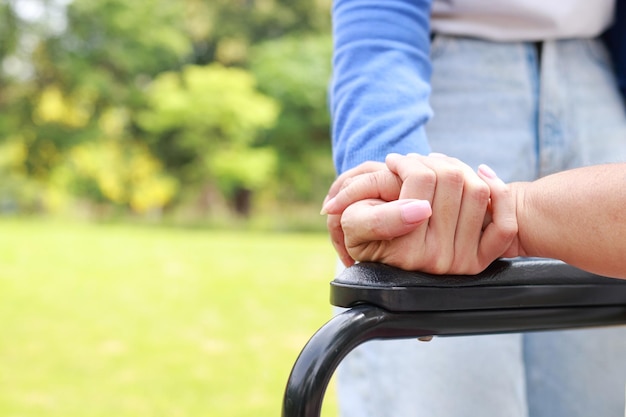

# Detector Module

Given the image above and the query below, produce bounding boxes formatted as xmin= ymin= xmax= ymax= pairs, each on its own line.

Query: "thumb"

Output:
xmin=476 ymin=164 xmax=518 ymax=262
xmin=341 ymin=199 xmax=432 ymax=246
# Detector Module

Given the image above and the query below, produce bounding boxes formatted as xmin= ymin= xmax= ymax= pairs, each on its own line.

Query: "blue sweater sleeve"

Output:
xmin=331 ymin=0 xmax=434 ymax=174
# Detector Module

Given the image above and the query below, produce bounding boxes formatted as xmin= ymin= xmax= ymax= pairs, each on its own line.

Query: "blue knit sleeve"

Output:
xmin=331 ymin=0 xmax=434 ymax=174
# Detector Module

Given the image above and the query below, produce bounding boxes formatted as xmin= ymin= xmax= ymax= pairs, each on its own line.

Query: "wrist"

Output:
xmin=507 ymin=181 xmax=530 ymax=258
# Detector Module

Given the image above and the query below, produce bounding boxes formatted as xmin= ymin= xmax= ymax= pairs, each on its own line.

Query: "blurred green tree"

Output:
xmin=0 ymin=0 xmax=333 ymax=218
xmin=139 ymin=63 xmax=279 ymax=216
xmin=186 ymin=0 xmax=331 ymax=66
xmin=250 ymin=34 xmax=335 ymax=202
xmin=0 ymin=0 xmax=193 ymax=212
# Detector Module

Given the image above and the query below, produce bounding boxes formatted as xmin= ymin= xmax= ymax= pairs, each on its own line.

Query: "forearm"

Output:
xmin=512 ymin=164 xmax=626 ymax=278
xmin=331 ymin=0 xmax=433 ymax=173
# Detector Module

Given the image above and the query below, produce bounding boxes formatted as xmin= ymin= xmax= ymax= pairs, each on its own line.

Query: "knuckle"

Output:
xmin=365 ymin=173 xmax=381 ymax=191
xmin=420 ymin=169 xmax=437 ymax=187
xmin=441 ymin=166 xmax=465 ymax=187
xmin=466 ymin=180 xmax=491 ymax=203
xmin=473 ymin=179 xmax=491 ymax=198
xmin=341 ymin=177 xmax=368 ymax=201
xmin=374 ymin=170 xmax=401 ymax=198
xmin=341 ymin=184 xmax=359 ymax=202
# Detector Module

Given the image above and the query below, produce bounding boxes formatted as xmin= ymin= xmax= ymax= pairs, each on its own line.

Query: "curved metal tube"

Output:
xmin=282 ymin=305 xmax=393 ymax=417
xmin=282 ymin=304 xmax=626 ymax=417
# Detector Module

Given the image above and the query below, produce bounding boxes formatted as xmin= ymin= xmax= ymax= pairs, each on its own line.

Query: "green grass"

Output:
xmin=0 ymin=219 xmax=338 ymax=417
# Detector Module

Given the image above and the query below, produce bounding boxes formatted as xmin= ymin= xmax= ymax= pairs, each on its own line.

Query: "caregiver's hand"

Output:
xmin=324 ymin=154 xmax=518 ymax=274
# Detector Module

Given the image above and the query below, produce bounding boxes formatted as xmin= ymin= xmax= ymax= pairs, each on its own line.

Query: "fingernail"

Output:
xmin=478 ymin=164 xmax=498 ymax=179
xmin=400 ymin=200 xmax=432 ymax=224
xmin=320 ymin=197 xmax=337 ymax=215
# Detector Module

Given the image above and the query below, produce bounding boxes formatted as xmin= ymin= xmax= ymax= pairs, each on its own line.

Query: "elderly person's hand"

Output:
xmin=322 ymin=160 xmax=390 ymax=267
xmin=322 ymin=153 xmax=518 ymax=275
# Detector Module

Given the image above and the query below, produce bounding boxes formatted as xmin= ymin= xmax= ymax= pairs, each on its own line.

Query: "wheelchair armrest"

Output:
xmin=283 ymin=258 xmax=626 ymax=417
xmin=331 ymin=258 xmax=626 ymax=312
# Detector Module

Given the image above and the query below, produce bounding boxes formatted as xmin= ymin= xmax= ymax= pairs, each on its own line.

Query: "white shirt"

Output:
xmin=431 ymin=0 xmax=615 ymax=41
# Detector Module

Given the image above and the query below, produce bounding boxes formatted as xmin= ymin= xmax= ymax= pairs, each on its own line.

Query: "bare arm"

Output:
xmin=511 ymin=164 xmax=626 ymax=279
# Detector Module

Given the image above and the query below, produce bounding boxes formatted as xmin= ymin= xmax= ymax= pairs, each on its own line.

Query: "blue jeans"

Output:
xmin=336 ymin=37 xmax=626 ymax=417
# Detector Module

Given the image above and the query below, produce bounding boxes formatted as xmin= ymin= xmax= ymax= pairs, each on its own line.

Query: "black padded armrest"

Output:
xmin=331 ymin=258 xmax=626 ymax=312
xmin=284 ymin=258 xmax=626 ymax=417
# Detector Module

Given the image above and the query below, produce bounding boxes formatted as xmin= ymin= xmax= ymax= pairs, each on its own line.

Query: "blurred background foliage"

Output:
xmin=0 ymin=0 xmax=334 ymax=226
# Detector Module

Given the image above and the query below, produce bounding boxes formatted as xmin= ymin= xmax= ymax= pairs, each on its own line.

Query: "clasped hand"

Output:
xmin=321 ymin=153 xmax=519 ymax=275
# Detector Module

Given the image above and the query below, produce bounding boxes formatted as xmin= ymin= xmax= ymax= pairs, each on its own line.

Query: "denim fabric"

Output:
xmin=336 ymin=37 xmax=626 ymax=417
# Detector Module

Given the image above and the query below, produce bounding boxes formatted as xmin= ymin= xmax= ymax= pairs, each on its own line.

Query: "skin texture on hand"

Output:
xmin=323 ymin=153 xmax=518 ymax=275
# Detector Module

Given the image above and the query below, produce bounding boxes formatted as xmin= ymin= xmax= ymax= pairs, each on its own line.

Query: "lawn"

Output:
xmin=0 ymin=219 xmax=338 ymax=417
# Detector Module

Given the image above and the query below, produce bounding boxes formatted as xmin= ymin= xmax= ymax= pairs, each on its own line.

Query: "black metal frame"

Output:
xmin=282 ymin=259 xmax=626 ymax=417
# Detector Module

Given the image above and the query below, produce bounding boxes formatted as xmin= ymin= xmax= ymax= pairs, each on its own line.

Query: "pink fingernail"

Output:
xmin=478 ymin=164 xmax=498 ymax=179
xmin=400 ymin=200 xmax=432 ymax=224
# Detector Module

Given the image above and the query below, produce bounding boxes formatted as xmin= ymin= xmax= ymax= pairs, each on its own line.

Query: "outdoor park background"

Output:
xmin=0 ymin=1 xmax=340 ymax=416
